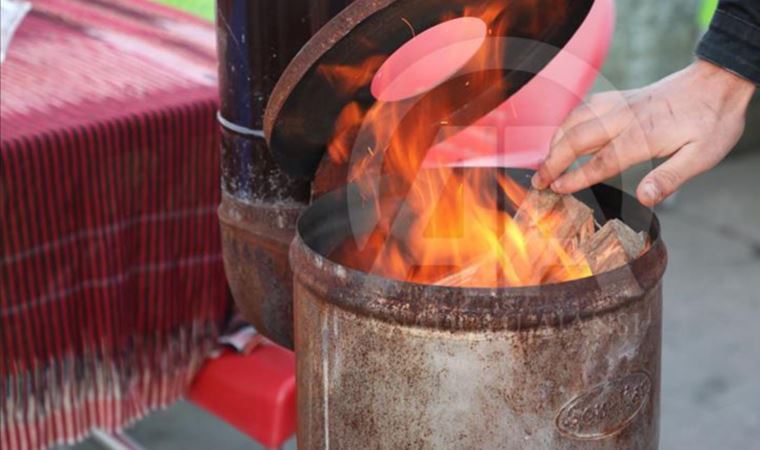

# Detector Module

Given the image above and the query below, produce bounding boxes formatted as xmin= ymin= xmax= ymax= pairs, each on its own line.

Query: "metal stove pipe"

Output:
xmin=215 ymin=0 xmax=353 ymax=348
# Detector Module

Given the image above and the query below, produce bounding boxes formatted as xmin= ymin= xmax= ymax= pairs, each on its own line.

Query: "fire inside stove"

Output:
xmin=330 ymin=168 xmax=649 ymax=288
xmin=318 ymin=2 xmax=648 ymax=288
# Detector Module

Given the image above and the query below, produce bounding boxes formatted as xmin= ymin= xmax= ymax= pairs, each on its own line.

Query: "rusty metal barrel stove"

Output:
xmin=215 ymin=0 xmax=353 ymax=348
xmin=230 ymin=0 xmax=670 ymax=448
xmin=290 ymin=174 xmax=667 ymax=449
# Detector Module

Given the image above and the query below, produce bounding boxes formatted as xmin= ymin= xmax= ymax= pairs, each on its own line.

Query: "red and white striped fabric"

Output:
xmin=0 ymin=1 xmax=228 ymax=449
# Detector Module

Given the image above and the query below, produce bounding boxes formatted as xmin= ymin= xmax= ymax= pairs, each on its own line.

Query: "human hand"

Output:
xmin=531 ymin=59 xmax=756 ymax=207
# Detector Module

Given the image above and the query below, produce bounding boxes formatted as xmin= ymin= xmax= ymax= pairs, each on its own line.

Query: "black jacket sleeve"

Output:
xmin=696 ymin=0 xmax=760 ymax=84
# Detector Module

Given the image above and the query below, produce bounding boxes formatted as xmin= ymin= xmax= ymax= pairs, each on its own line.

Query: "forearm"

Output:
xmin=696 ymin=0 xmax=760 ymax=84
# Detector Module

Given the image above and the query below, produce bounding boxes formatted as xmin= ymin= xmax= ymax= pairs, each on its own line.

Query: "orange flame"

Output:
xmin=323 ymin=2 xmax=591 ymax=287
xmin=318 ymin=56 xmax=386 ymax=95
xmin=327 ymin=102 xmax=363 ymax=164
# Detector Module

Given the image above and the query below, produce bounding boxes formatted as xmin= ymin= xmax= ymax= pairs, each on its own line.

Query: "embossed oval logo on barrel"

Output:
xmin=556 ymin=371 xmax=652 ymax=440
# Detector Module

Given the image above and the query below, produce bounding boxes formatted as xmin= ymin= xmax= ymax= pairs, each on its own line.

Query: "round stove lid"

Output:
xmin=265 ymin=0 xmax=594 ymax=178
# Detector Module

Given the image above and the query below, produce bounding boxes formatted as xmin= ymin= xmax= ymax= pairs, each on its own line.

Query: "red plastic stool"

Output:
xmin=188 ymin=336 xmax=296 ymax=449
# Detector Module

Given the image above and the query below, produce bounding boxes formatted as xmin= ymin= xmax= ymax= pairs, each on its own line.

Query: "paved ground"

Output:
xmin=655 ymin=151 xmax=760 ymax=450
xmin=66 ymin=151 xmax=760 ymax=450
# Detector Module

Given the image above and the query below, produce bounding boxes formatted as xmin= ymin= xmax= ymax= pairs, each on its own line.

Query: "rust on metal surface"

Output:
xmin=218 ymin=127 xmax=307 ymax=349
xmin=556 ymin=371 xmax=654 ymax=441
xmin=216 ymin=0 xmax=356 ymax=348
xmin=219 ymin=194 xmax=303 ymax=348
xmin=291 ymin=173 xmax=667 ymax=332
xmin=291 ymin=171 xmax=666 ymax=449
xmin=219 ymin=125 xmax=312 ymax=205
xmin=295 ymin=285 xmax=662 ymax=449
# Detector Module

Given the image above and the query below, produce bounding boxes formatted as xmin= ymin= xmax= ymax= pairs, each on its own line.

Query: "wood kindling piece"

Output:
xmin=434 ymin=189 xmax=649 ymax=287
xmin=435 ymin=189 xmax=594 ymax=286
xmin=577 ymin=218 xmax=648 ymax=273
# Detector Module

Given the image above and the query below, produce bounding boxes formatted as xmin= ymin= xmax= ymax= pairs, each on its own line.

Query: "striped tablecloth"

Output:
xmin=0 ymin=1 xmax=229 ymax=448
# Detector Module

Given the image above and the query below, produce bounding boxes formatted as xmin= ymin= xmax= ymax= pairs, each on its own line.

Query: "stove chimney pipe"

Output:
xmin=216 ymin=1 xmax=354 ymax=348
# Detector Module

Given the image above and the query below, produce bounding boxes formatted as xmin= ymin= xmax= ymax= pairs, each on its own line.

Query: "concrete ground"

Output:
xmin=656 ymin=150 xmax=760 ymax=449
xmin=66 ymin=151 xmax=760 ymax=450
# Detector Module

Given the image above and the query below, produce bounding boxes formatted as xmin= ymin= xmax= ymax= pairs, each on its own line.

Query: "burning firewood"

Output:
xmin=436 ymin=189 xmax=596 ymax=287
xmin=513 ymin=189 xmax=596 ymax=250
xmin=577 ymin=218 xmax=647 ymax=273
xmin=512 ymin=189 xmax=564 ymax=225
xmin=511 ymin=190 xmax=595 ymax=284
xmin=433 ymin=189 xmax=651 ymax=287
